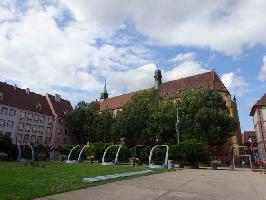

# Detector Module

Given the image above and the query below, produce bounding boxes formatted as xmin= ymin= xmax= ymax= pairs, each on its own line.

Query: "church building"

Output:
xmin=99 ymin=70 xmax=242 ymax=164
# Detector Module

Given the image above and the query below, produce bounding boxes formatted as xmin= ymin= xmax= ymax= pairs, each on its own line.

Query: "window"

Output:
xmin=30 ymin=135 xmax=36 ymax=143
xmin=0 ymin=119 xmax=5 ymax=127
xmin=25 ymin=124 xmax=31 ymax=132
xmin=57 ymin=128 xmax=61 ymax=134
xmin=16 ymin=134 xmax=22 ymax=142
xmin=36 ymin=103 xmax=41 ymax=111
xmin=39 ymin=126 xmax=44 ymax=134
xmin=45 ymin=137 xmax=51 ymax=145
xmin=26 ymin=113 xmax=33 ymax=121
xmin=48 ymin=117 xmax=53 ymax=125
xmin=32 ymin=125 xmax=38 ymax=133
xmin=9 ymin=109 xmax=16 ymax=116
xmin=20 ymin=112 xmax=26 ymax=120
xmin=39 ymin=116 xmax=45 ymax=124
xmin=65 ymin=129 xmax=68 ymax=135
xmin=18 ymin=123 xmax=24 ymax=131
xmin=7 ymin=120 xmax=13 ymax=128
xmin=37 ymin=136 xmax=43 ymax=142
xmin=1 ymin=107 xmax=8 ymax=115
xmin=46 ymin=127 xmax=52 ymax=134
xmin=5 ymin=132 xmax=11 ymax=138
xmin=34 ymin=115 xmax=39 ymax=122
xmin=58 ymin=118 xmax=64 ymax=124
xmin=23 ymin=134 xmax=29 ymax=143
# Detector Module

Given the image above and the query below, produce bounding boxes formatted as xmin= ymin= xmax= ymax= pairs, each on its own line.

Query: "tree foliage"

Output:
xmin=66 ymin=101 xmax=114 ymax=144
xmin=112 ymin=89 xmax=177 ymax=146
xmin=177 ymin=88 xmax=237 ymax=145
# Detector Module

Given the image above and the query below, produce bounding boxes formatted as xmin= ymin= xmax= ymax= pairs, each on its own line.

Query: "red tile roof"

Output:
xmin=99 ymin=71 xmax=228 ymax=111
xmin=250 ymin=94 xmax=266 ymax=116
xmin=0 ymin=82 xmax=53 ymax=116
xmin=47 ymin=94 xmax=73 ymax=117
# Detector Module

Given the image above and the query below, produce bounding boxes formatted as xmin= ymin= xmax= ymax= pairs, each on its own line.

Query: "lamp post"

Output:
xmin=176 ymin=109 xmax=180 ymax=144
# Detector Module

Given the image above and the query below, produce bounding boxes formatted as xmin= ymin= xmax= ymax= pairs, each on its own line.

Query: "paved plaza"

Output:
xmin=36 ymin=168 xmax=266 ymax=200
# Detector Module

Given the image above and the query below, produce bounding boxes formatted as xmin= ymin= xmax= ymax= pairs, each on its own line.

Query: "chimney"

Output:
xmin=26 ymin=88 xmax=30 ymax=94
xmin=55 ymin=94 xmax=61 ymax=102
xmin=154 ymin=69 xmax=162 ymax=89
xmin=14 ymin=84 xmax=17 ymax=90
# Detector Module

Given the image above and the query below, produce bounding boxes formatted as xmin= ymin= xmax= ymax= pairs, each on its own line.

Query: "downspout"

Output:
xmin=45 ymin=94 xmax=58 ymax=146
xmin=258 ymin=107 xmax=266 ymax=159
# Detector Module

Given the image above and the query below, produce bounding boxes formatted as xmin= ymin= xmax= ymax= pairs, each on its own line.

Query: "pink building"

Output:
xmin=0 ymin=81 xmax=73 ymax=147
xmin=250 ymin=94 xmax=266 ymax=160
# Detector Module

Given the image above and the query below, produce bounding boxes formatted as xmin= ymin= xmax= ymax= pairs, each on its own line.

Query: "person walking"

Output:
xmin=257 ymin=158 xmax=264 ymax=174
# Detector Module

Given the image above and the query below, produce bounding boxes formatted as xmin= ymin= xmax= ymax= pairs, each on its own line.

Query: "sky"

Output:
xmin=0 ymin=0 xmax=265 ymax=132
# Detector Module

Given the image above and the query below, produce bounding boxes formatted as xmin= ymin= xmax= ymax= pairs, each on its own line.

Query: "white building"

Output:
xmin=0 ymin=82 xmax=73 ymax=146
xmin=250 ymin=94 xmax=266 ymax=160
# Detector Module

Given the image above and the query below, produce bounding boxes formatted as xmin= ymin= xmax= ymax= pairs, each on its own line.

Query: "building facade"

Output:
xmin=0 ymin=81 xmax=73 ymax=147
xmin=99 ymin=70 xmax=242 ymax=164
xmin=250 ymin=94 xmax=266 ymax=160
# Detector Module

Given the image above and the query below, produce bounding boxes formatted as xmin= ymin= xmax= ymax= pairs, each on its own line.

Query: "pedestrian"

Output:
xmin=257 ymin=158 xmax=264 ymax=174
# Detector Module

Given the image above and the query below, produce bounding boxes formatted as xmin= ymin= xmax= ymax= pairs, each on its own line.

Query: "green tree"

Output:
xmin=178 ymin=87 xmax=237 ymax=145
xmin=66 ymin=101 xmax=89 ymax=144
xmin=112 ymin=89 xmax=177 ymax=146
xmin=95 ymin=110 xmax=114 ymax=142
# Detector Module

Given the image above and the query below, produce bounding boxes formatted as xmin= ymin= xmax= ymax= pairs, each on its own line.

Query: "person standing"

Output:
xmin=257 ymin=159 xmax=264 ymax=174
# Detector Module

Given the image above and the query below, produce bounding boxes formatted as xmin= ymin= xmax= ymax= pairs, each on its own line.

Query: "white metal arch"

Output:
xmin=17 ymin=143 xmax=35 ymax=161
xmin=65 ymin=145 xmax=80 ymax=163
xmin=230 ymin=145 xmax=253 ymax=170
xmin=149 ymin=145 xmax=169 ymax=169
xmin=102 ymin=145 xmax=122 ymax=165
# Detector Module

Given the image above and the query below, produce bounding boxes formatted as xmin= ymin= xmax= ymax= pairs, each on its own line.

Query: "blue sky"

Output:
xmin=0 ymin=0 xmax=266 ymax=132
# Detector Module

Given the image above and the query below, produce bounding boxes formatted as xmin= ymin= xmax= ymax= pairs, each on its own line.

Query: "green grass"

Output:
xmin=0 ymin=161 xmax=169 ymax=200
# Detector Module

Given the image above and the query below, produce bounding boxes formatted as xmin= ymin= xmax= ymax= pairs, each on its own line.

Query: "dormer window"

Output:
xmin=0 ymin=92 xmax=3 ymax=102
xmin=36 ymin=103 xmax=41 ymax=111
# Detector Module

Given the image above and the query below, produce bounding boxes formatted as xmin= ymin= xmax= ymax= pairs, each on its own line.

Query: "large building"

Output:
xmin=99 ymin=70 xmax=242 ymax=164
xmin=250 ymin=94 xmax=266 ymax=160
xmin=0 ymin=81 xmax=73 ymax=146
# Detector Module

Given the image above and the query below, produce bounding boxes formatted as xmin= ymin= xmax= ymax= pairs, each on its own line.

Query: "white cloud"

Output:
xmin=169 ymin=52 xmax=196 ymax=63
xmin=62 ymin=0 xmax=266 ymax=56
xmin=165 ymin=52 xmax=208 ymax=81
xmin=221 ymin=71 xmax=249 ymax=96
xmin=0 ymin=1 xmax=153 ymax=103
xmin=258 ymin=55 xmax=266 ymax=81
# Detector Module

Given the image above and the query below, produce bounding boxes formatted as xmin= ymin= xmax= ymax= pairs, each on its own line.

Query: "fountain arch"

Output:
xmin=102 ymin=145 xmax=122 ymax=165
xmin=149 ymin=145 xmax=169 ymax=169
xmin=17 ymin=143 xmax=35 ymax=162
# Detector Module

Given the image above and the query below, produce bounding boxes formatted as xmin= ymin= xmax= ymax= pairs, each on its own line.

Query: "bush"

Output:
xmin=176 ymin=139 xmax=208 ymax=167
xmin=0 ymin=135 xmax=17 ymax=160
xmin=85 ymin=142 xmax=112 ymax=162
xmin=129 ymin=146 xmax=150 ymax=164
xmin=0 ymin=152 xmax=8 ymax=161
xmin=59 ymin=155 xmax=68 ymax=162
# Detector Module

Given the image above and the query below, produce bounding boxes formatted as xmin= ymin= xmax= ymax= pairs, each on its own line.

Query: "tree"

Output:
xmin=66 ymin=101 xmax=89 ymax=144
xmin=177 ymin=87 xmax=237 ymax=145
xmin=66 ymin=101 xmax=114 ymax=144
xmin=95 ymin=110 xmax=114 ymax=143
xmin=112 ymin=89 xmax=177 ymax=146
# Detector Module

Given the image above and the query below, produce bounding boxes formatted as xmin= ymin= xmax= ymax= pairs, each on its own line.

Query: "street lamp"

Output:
xmin=176 ymin=109 xmax=180 ymax=144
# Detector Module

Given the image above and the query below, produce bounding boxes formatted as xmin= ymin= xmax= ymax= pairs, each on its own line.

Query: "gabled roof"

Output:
xmin=159 ymin=71 xmax=228 ymax=99
xmin=0 ymin=82 xmax=53 ymax=116
xmin=99 ymin=71 xmax=228 ymax=111
xmin=47 ymin=94 xmax=73 ymax=117
xmin=250 ymin=94 xmax=266 ymax=116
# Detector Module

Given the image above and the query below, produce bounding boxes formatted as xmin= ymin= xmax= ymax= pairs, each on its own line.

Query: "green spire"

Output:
xmin=100 ymin=80 xmax=108 ymax=100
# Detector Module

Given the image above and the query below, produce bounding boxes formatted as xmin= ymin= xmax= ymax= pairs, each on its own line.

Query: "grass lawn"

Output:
xmin=0 ymin=161 xmax=169 ymax=200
